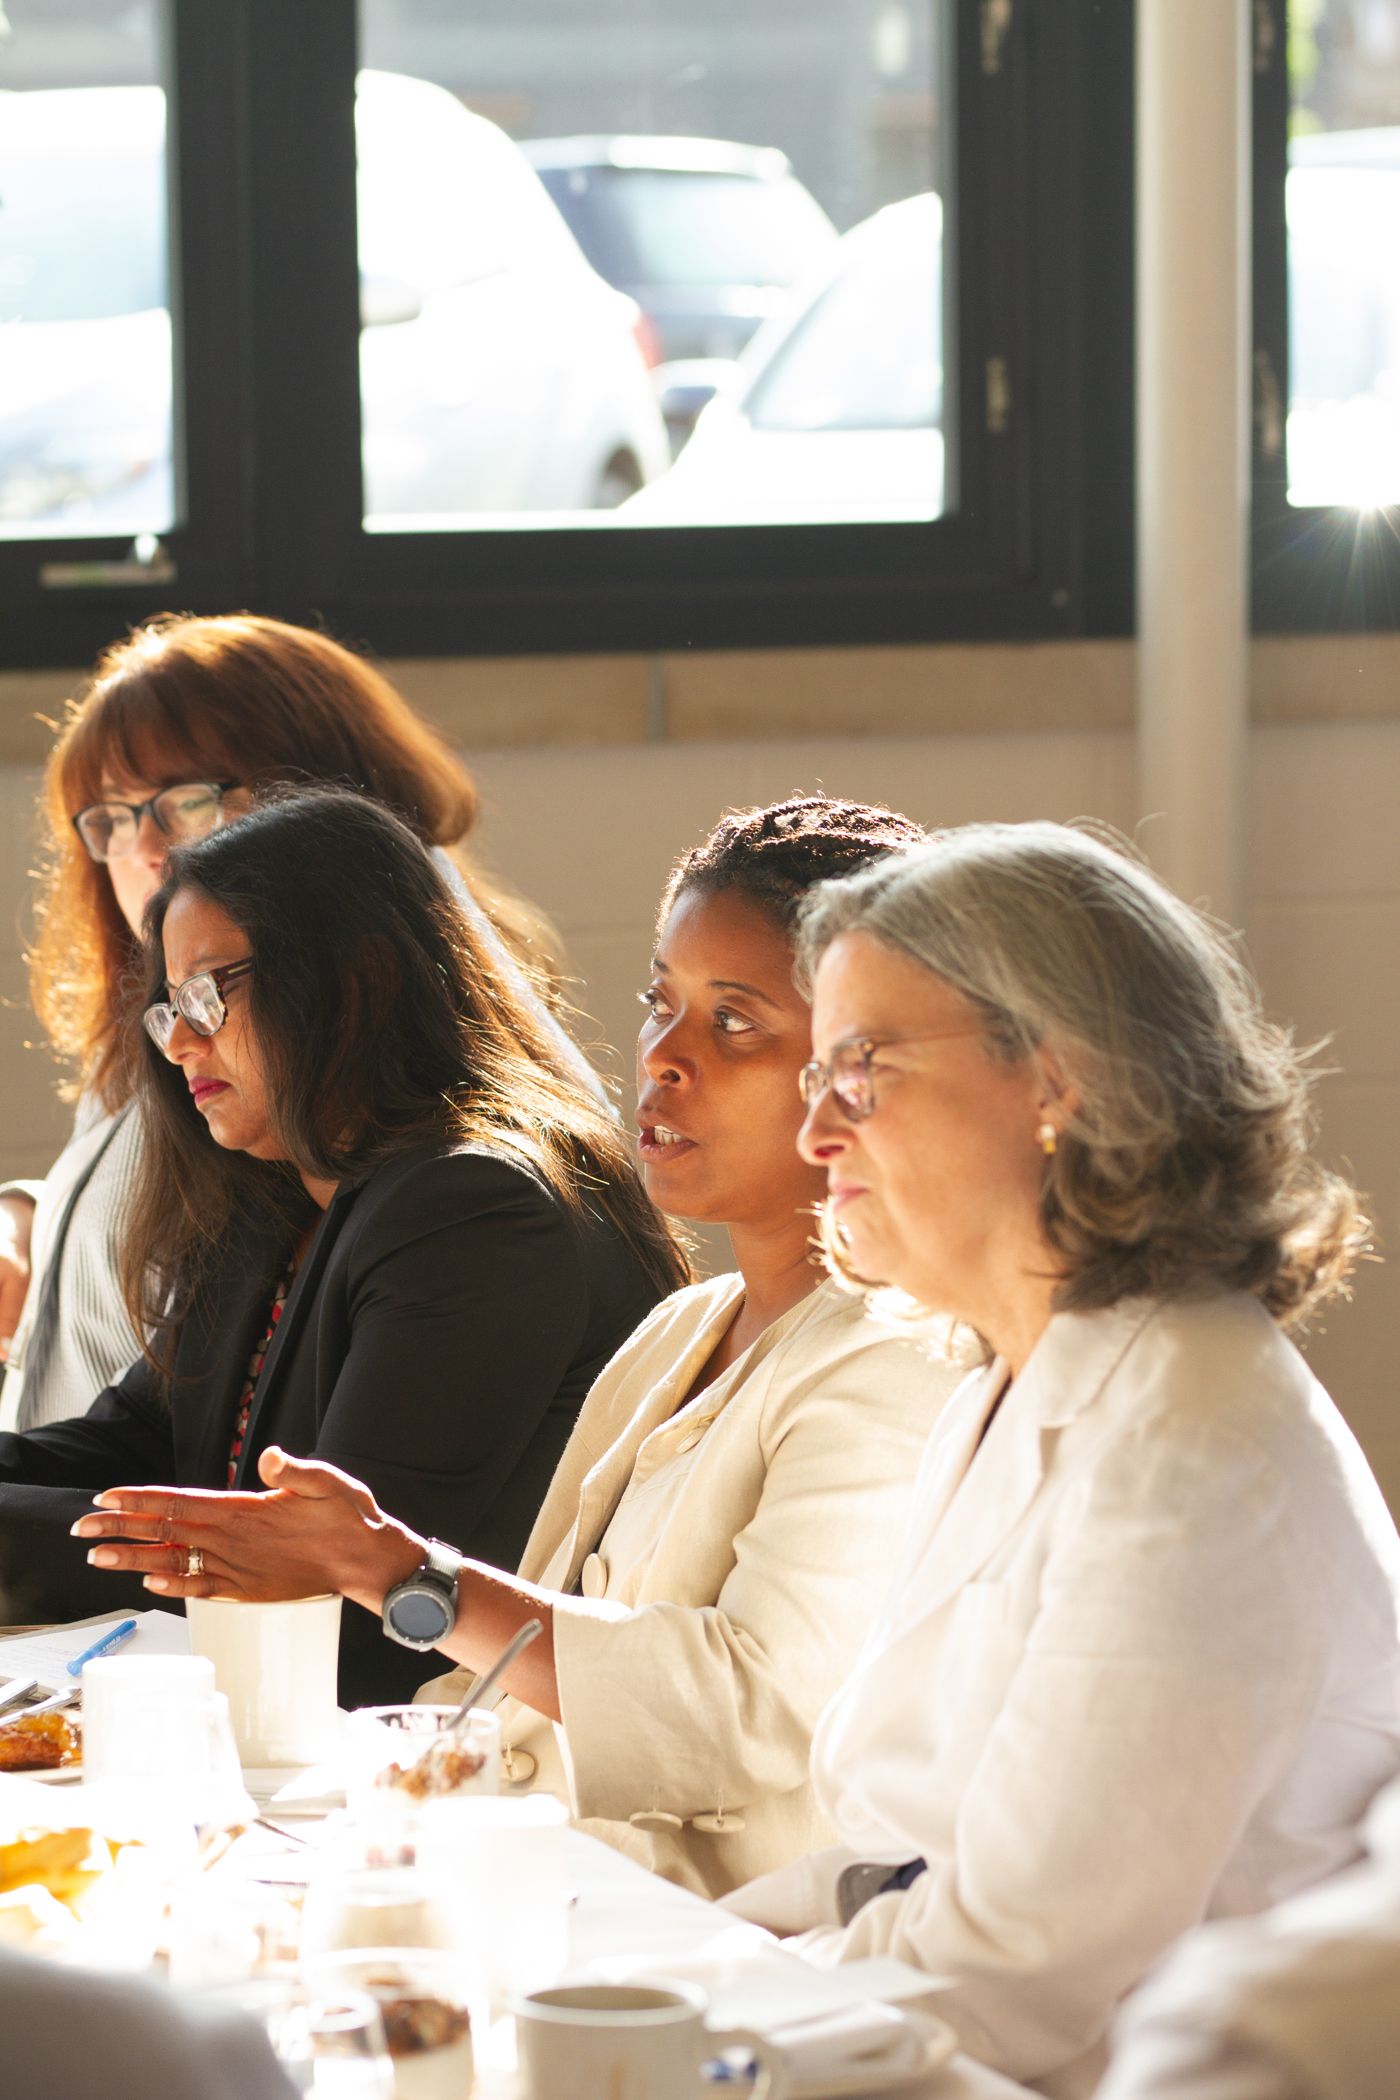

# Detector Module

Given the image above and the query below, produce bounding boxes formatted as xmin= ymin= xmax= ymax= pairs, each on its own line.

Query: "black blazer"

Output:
xmin=0 ymin=1141 xmax=664 ymax=1704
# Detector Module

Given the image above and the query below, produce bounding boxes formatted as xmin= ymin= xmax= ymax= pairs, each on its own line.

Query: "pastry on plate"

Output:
xmin=0 ymin=1710 xmax=80 ymax=1774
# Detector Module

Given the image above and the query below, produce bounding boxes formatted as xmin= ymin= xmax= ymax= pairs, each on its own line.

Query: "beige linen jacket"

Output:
xmin=423 ymin=1273 xmax=954 ymax=1897
xmin=729 ymin=1293 xmax=1400 ymax=2098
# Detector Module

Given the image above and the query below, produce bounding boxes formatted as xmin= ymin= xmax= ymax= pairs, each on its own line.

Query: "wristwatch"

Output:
xmin=382 ymin=1540 xmax=462 ymax=1651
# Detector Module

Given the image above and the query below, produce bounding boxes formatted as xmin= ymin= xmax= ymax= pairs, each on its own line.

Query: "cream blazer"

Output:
xmin=727 ymin=1293 xmax=1400 ymax=2098
xmin=423 ymin=1274 xmax=955 ymax=1897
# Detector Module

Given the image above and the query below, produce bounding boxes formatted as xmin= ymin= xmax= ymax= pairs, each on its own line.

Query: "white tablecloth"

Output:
xmin=553 ymin=1828 xmax=1032 ymax=2100
xmin=82 ymin=1770 xmax=1031 ymax=2100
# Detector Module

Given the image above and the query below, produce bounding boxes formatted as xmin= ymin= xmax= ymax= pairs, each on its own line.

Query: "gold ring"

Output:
xmin=186 ymin=1547 xmax=204 ymax=1577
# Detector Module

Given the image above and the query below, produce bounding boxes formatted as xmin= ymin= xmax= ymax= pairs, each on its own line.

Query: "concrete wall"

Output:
xmin=1 ymin=639 xmax=1395 ymax=1508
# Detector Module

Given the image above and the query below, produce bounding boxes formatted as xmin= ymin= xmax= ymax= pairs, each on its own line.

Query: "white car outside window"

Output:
xmin=0 ymin=73 xmax=670 ymax=537
xmin=621 ymin=191 xmax=944 ymax=528
xmin=355 ymin=70 xmax=670 ymax=523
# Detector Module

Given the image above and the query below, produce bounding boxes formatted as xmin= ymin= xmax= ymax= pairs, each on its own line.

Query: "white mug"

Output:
xmin=513 ymin=1979 xmax=785 ymax=2100
xmin=186 ymin=1593 xmax=342 ymax=1764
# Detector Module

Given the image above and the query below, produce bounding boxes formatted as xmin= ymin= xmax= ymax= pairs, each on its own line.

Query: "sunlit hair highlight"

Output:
xmin=122 ymin=788 xmax=688 ymax=1371
xmin=658 ymin=794 xmax=928 ymax=940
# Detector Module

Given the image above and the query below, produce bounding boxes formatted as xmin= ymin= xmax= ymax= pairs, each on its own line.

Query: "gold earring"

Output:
xmin=1037 ymin=1120 xmax=1058 ymax=1158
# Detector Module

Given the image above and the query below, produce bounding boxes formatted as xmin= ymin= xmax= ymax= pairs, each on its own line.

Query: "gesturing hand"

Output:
xmin=70 ymin=1447 xmax=426 ymax=1611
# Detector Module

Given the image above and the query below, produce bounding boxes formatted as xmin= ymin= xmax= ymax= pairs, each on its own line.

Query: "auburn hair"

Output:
xmin=31 ymin=613 xmax=553 ymax=1106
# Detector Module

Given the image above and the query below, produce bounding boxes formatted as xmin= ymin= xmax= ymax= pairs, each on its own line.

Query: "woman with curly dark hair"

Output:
xmin=725 ymin=819 xmax=1400 ymax=2098
xmin=77 ymin=796 xmax=961 ymax=1898
xmin=0 ymin=789 xmax=681 ymax=1705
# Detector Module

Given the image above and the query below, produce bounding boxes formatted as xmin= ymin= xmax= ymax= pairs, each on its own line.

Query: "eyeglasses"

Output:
xmin=798 ymin=1028 xmax=983 ymax=1123
xmin=71 ymin=781 xmax=240 ymax=864
xmin=144 ymin=959 xmax=253 ymax=1051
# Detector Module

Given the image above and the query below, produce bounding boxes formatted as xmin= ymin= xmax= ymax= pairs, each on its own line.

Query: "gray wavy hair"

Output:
xmin=797 ymin=821 xmax=1368 ymax=1329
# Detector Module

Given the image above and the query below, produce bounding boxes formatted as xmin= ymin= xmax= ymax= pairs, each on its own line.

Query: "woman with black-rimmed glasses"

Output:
xmin=2 ymin=612 xmax=588 ymax=1436
xmin=0 ymin=789 xmax=682 ymax=1705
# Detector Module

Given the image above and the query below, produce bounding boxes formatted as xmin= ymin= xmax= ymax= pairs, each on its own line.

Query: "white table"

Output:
xmin=232 ymin=1810 xmax=1035 ymax=2099
xmin=555 ymin=1829 xmax=1033 ymax=2100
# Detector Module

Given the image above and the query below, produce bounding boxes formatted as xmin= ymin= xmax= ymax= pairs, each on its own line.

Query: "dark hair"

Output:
xmin=122 ymin=788 xmax=688 ymax=1368
xmin=658 ymin=794 xmax=928 ymax=939
xmin=33 ymin=613 xmax=553 ymax=1107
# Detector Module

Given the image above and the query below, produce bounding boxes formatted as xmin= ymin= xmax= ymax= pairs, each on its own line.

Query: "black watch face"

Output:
xmin=391 ymin=1587 xmax=452 ymax=1644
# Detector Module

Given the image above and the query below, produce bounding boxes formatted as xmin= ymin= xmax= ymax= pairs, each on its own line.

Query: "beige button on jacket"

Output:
xmin=422 ymin=1274 xmax=956 ymax=1898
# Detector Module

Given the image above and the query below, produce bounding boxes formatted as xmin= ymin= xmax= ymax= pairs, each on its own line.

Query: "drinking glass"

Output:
xmin=82 ymin=1658 xmax=251 ymax=1834
xmin=343 ymin=1704 xmax=500 ymax=1817
xmin=81 ymin=1652 xmax=215 ymax=1786
xmin=305 ymin=1949 xmax=476 ymax=2100
xmin=224 ymin=1977 xmax=395 ymax=2099
xmin=300 ymin=1857 xmax=458 ymax=1965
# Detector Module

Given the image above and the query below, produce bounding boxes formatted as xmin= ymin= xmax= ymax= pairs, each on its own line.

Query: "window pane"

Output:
xmin=1287 ymin=0 xmax=1400 ymax=508
xmin=0 ymin=0 xmax=173 ymax=540
xmin=357 ymin=1 xmax=949 ymax=531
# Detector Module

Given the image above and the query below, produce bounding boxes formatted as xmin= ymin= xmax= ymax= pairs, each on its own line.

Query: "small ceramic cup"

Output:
xmin=512 ymin=1978 xmax=785 ymax=2100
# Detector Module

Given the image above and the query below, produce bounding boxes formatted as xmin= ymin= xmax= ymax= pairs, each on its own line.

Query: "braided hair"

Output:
xmin=659 ymin=794 xmax=927 ymax=938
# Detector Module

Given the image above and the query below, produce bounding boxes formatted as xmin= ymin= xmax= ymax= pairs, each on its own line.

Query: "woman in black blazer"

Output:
xmin=0 ymin=790 xmax=684 ymax=1703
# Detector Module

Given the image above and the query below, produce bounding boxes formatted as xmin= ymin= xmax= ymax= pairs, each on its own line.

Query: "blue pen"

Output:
xmin=65 ymin=1617 xmax=139 ymax=1677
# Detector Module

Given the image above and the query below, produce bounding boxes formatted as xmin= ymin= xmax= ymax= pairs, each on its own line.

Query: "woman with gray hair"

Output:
xmin=728 ymin=821 xmax=1400 ymax=2100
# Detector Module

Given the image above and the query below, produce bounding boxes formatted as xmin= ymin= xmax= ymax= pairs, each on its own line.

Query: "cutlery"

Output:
xmin=451 ymin=1616 xmax=543 ymax=1724
xmin=22 ymin=1685 xmax=81 ymax=1717
xmin=255 ymin=1816 xmax=313 ymax=1847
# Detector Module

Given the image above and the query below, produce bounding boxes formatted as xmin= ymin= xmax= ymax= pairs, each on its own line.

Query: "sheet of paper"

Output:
xmin=688 ymin=1955 xmax=947 ymax=2034
xmin=0 ymin=1609 xmax=189 ymax=1691
xmin=586 ymin=1943 xmax=950 ymax=2032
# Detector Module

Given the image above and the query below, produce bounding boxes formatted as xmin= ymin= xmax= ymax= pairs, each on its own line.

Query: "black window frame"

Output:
xmin=2 ymin=0 xmax=1136 ymax=670
xmin=1251 ymin=0 xmax=1400 ymax=632
xmin=1 ymin=1 xmax=255 ymax=670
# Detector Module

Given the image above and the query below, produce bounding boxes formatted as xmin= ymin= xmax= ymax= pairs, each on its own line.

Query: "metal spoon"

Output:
xmin=450 ymin=1615 xmax=543 ymax=1727
xmin=25 ymin=1685 xmax=80 ymax=1716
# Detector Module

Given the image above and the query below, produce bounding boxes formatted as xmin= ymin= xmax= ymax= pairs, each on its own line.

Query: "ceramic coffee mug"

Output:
xmin=513 ymin=1979 xmax=784 ymax=2100
xmin=185 ymin=1593 xmax=342 ymax=1765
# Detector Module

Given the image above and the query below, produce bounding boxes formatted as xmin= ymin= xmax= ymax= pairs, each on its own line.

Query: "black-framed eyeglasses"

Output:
xmin=798 ymin=1028 xmax=983 ymax=1123
xmin=71 ymin=781 xmax=240 ymax=864
xmin=144 ymin=959 xmax=253 ymax=1052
